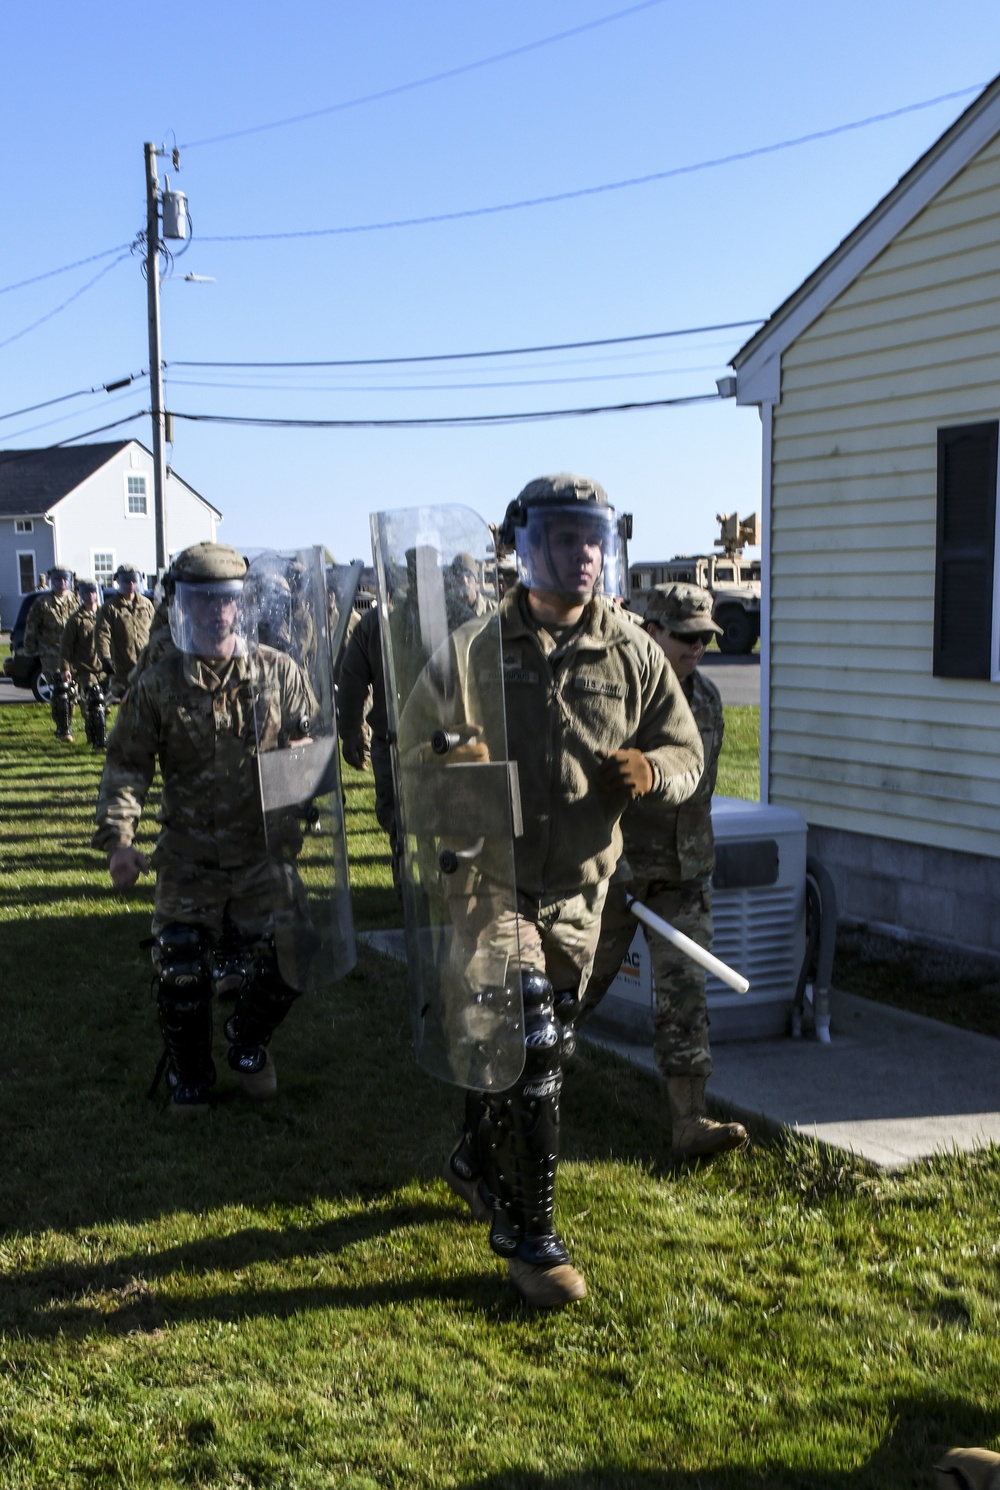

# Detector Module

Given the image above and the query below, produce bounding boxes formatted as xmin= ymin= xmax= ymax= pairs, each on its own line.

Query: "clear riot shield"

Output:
xmin=243 ymin=547 xmax=356 ymax=990
xmin=371 ymin=506 xmax=524 ymax=1091
xmin=326 ymin=560 xmax=364 ymax=673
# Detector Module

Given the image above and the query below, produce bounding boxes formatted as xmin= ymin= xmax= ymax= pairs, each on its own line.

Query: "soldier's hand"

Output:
xmin=109 ymin=846 xmax=150 ymax=889
xmin=342 ymin=732 xmax=368 ymax=770
xmin=600 ymin=748 xmax=655 ymax=798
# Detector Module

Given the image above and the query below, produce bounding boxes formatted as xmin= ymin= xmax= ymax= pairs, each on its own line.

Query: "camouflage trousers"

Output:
xmin=583 ymin=876 xmax=715 ymax=1078
xmin=370 ymin=736 xmax=400 ymax=891
xmin=151 ymin=853 xmax=313 ymax=949
xmin=477 ymin=882 xmax=609 ymax=1004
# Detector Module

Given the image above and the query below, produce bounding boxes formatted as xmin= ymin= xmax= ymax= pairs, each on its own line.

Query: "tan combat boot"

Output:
xmin=666 ymin=1075 xmax=748 ymax=1158
xmin=508 ymin=1255 xmax=587 ymax=1309
xmin=935 ymin=1449 xmax=1000 ymax=1490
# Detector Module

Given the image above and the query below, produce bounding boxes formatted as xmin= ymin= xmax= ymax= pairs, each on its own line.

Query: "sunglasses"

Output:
xmin=665 ymin=629 xmax=715 ymax=646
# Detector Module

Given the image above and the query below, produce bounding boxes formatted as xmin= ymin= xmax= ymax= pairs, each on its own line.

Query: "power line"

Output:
xmin=0 ymin=255 xmax=132 ymax=354
xmin=167 ymin=362 xmax=726 ymax=395
xmin=170 ymin=320 xmax=764 ymax=370
xmin=0 ymin=412 xmax=151 ymax=467
xmin=0 ymin=245 xmax=133 ymax=297
xmin=180 ymin=0 xmax=670 ymax=150
xmin=198 ymin=83 xmax=985 ymax=243
xmin=0 ymin=370 xmax=148 ymax=424
xmin=168 ymin=392 xmax=721 ymax=430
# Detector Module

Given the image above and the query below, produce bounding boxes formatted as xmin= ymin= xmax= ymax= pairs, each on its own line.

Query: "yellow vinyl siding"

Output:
xmin=769 ymin=129 xmax=1000 ymax=858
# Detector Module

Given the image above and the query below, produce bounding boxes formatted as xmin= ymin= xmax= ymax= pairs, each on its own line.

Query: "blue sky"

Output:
xmin=3 ymin=1 xmax=999 ymax=567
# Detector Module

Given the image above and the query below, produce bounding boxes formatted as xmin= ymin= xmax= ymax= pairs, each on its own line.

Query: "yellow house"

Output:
xmin=731 ymin=74 xmax=1000 ymax=957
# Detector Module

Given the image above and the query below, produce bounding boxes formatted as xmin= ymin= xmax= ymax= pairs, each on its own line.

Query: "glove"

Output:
xmin=342 ymin=731 xmax=368 ymax=770
xmin=446 ymin=740 xmax=490 ymax=764
xmin=600 ymin=748 xmax=655 ymax=798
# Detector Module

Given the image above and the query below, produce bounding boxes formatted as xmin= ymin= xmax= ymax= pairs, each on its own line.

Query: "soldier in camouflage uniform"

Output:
xmin=337 ymin=603 xmax=400 ymax=892
xmin=444 ymin=552 xmax=497 ymax=629
xmin=23 ymin=567 xmax=78 ymax=740
xmin=404 ymin=476 xmax=704 ymax=1308
xmin=59 ymin=581 xmax=105 ymax=749
xmin=581 ymin=583 xmax=748 ymax=1158
xmin=96 ymin=565 xmax=155 ymax=697
xmin=92 ymin=543 xmax=319 ymax=1115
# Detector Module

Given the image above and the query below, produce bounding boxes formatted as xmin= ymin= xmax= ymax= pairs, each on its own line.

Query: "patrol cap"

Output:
xmin=167 ymin=542 xmax=248 ymax=586
xmin=644 ymin=582 xmax=722 ymax=635
xmin=451 ymin=552 xmax=478 ymax=576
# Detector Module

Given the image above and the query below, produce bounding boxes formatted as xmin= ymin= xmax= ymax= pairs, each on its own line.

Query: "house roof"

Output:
xmin=0 ymin=440 xmax=221 ymax=518
xmin=732 ymin=72 xmax=1000 ymax=404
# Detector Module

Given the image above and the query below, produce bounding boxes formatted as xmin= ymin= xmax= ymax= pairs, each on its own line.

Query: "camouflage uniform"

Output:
xmin=582 ymin=665 xmax=724 ymax=1076
xmin=93 ymin=642 xmax=316 ymax=940
xmin=399 ymin=582 xmax=704 ymax=1002
xmin=96 ymin=590 xmax=155 ymax=692
xmin=128 ymin=600 xmax=175 ymax=685
xmin=60 ymin=603 xmax=103 ymax=689
xmin=337 ymin=604 xmax=399 ymax=885
xmin=23 ymin=589 xmax=77 ymax=679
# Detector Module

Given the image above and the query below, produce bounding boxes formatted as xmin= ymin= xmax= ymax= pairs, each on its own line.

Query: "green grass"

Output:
xmin=716 ymin=706 xmax=759 ymax=801
xmin=2 ymin=701 xmax=999 ymax=1488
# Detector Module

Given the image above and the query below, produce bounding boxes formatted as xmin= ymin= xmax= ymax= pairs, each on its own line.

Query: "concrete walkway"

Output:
xmin=360 ymin=930 xmax=1000 ymax=1170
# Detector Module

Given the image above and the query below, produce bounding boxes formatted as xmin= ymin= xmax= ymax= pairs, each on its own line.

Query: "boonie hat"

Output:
xmin=644 ymin=582 xmax=722 ymax=635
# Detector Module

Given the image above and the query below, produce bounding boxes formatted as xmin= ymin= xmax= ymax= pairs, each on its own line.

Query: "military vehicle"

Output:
xmin=627 ymin=512 xmax=761 ymax=654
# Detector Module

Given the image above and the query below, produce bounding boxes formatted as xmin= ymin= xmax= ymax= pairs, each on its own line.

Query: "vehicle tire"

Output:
xmin=32 ymin=667 xmax=53 ymax=704
xmin=715 ymin=609 xmax=754 ymax=655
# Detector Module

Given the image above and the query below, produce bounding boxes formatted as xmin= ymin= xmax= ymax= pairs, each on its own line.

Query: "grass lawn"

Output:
xmin=2 ymin=701 xmax=999 ymax=1488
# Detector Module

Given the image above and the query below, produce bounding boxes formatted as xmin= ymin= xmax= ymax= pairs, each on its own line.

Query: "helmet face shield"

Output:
xmin=48 ymin=568 xmax=73 ymax=591
xmin=168 ymin=579 xmax=244 ymax=657
xmin=514 ymin=502 xmax=624 ymax=598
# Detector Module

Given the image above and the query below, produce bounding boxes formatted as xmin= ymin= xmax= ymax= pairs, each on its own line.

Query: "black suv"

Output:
xmin=4 ymin=590 xmax=52 ymax=700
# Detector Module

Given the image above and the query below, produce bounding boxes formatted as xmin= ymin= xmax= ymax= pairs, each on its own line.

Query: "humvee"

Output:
xmin=628 ymin=513 xmax=761 ymax=655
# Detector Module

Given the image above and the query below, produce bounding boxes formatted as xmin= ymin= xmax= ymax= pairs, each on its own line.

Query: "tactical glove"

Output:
xmin=600 ymin=748 xmax=655 ymax=798
xmin=342 ymin=731 xmax=368 ymax=770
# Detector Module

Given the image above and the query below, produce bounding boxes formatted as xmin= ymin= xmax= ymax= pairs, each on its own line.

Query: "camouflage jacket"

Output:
xmin=337 ymin=604 xmax=388 ymax=742
xmin=398 ymin=584 xmax=703 ymax=899
xmin=22 ymin=591 xmax=77 ymax=671
xmin=129 ymin=601 xmax=176 ymax=686
xmin=59 ymin=607 xmax=102 ymax=686
xmin=96 ymin=592 xmax=155 ymax=687
xmin=621 ymin=666 xmax=724 ymax=883
xmin=93 ymin=643 xmax=317 ymax=869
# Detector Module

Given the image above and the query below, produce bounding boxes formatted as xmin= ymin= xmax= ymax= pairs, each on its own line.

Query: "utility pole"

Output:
xmin=144 ymin=142 xmax=168 ymax=573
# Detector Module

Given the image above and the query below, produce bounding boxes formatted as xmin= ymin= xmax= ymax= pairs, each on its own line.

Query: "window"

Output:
xmin=15 ymin=519 xmax=33 ymax=533
xmin=126 ymin=473 xmax=148 ymax=515
xmin=93 ymin=551 xmax=115 ymax=587
xmin=715 ymin=565 xmax=735 ymax=582
xmin=933 ymin=422 xmax=998 ymax=680
xmin=17 ymin=552 xmax=36 ymax=593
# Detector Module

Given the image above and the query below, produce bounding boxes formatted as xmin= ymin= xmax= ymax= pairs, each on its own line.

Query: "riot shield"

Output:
xmin=243 ymin=547 xmax=356 ymax=991
xmin=371 ymin=506 xmax=524 ymax=1090
xmin=326 ymin=560 xmax=364 ymax=672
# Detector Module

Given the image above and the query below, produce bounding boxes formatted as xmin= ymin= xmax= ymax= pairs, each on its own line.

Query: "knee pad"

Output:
xmin=84 ymin=682 xmax=107 ymax=748
xmin=153 ymin=923 xmax=213 ymax=1010
xmin=225 ymin=943 xmax=300 ymax=1065
xmin=481 ymin=971 xmax=566 ymax=1257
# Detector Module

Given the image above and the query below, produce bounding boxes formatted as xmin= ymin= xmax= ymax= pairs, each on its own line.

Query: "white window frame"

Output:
xmin=16 ymin=550 xmax=36 ymax=594
xmin=15 ymin=518 xmax=33 ymax=533
xmin=92 ymin=550 xmax=116 ymax=588
xmin=124 ymin=471 xmax=149 ymax=518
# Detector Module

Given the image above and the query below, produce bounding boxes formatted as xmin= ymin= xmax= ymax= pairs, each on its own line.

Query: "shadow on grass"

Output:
xmin=457 ymin=1395 xmax=1000 ymax=1488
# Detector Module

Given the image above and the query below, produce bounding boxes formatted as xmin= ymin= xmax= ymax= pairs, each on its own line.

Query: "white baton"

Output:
xmin=626 ymin=895 xmax=750 ymax=995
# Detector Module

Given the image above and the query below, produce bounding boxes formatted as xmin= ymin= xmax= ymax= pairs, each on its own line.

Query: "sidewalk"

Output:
xmin=360 ymin=931 xmax=1000 ymax=1170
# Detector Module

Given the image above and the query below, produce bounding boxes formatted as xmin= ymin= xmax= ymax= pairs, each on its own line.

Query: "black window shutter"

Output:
xmin=933 ymin=421 xmax=998 ymax=679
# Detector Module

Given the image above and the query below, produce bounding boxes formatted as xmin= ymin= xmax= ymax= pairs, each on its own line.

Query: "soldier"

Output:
xmin=96 ymin=564 xmax=155 ymax=697
xmin=581 ymin=583 xmax=749 ymax=1158
xmin=92 ymin=542 xmax=323 ymax=1115
xmin=398 ymin=476 xmax=705 ymax=1308
xmin=22 ymin=566 xmax=78 ymax=740
xmin=59 ymin=580 xmax=105 ymax=749
xmin=444 ymin=552 xmax=496 ymax=628
xmin=337 ymin=603 xmax=400 ymax=892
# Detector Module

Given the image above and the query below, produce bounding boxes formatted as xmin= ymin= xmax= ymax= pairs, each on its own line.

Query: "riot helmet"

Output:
xmin=499 ymin=473 xmax=625 ymax=599
xmin=165 ymin=542 xmax=247 ymax=657
xmin=79 ymin=580 xmax=99 ymax=607
xmin=47 ymin=566 xmax=74 ymax=594
xmin=114 ymin=564 xmax=142 ymax=592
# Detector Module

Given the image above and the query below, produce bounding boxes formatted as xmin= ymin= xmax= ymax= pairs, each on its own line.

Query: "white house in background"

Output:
xmin=0 ymin=440 xmax=221 ymax=624
xmin=731 ymin=73 xmax=1000 ymax=958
